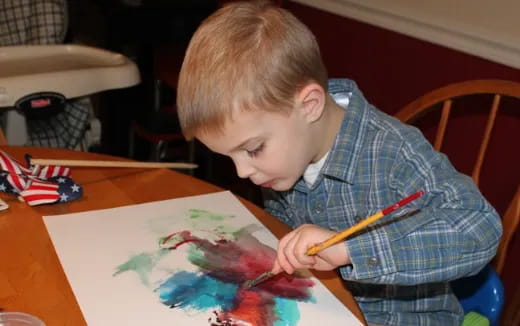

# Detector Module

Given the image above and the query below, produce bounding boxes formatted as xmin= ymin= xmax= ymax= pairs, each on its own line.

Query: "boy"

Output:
xmin=176 ymin=1 xmax=503 ymax=325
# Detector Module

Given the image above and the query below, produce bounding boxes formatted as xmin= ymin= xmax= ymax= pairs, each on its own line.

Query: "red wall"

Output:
xmin=285 ymin=0 xmax=520 ymax=313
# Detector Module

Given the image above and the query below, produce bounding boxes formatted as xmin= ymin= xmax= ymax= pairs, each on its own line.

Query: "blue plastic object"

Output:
xmin=452 ymin=265 xmax=504 ymax=326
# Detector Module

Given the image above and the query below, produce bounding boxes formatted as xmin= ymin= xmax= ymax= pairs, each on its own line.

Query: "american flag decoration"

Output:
xmin=0 ymin=150 xmax=82 ymax=206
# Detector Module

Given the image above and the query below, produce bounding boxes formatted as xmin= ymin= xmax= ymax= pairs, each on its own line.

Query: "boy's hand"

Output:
xmin=271 ymin=224 xmax=350 ymax=275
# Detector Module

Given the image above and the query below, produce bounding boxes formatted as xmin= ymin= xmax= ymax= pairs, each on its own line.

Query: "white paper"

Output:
xmin=43 ymin=191 xmax=363 ymax=326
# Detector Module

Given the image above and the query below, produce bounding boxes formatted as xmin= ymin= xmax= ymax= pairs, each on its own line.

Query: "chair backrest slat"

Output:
xmin=472 ymin=94 xmax=501 ymax=186
xmin=434 ymin=99 xmax=452 ymax=151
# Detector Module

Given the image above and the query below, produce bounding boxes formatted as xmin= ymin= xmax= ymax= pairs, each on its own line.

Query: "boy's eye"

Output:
xmin=246 ymin=143 xmax=264 ymax=158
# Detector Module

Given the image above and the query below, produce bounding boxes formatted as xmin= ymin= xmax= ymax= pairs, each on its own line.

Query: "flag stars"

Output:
xmin=57 ymin=177 xmax=66 ymax=184
xmin=71 ymin=184 xmax=80 ymax=192
xmin=0 ymin=184 xmax=5 ymax=192
xmin=60 ymin=193 xmax=69 ymax=202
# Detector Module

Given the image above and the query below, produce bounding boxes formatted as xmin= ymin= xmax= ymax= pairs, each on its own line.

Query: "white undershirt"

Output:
xmin=303 ymin=151 xmax=330 ymax=187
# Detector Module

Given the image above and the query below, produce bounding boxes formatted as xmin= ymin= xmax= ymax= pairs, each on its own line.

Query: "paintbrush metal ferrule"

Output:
xmin=243 ymin=271 xmax=273 ymax=289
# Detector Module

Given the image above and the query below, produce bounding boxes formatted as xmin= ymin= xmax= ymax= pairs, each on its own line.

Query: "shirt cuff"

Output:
xmin=339 ymin=229 xmax=397 ymax=281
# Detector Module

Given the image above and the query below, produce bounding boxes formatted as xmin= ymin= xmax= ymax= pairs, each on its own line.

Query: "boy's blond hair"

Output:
xmin=177 ymin=0 xmax=327 ymax=139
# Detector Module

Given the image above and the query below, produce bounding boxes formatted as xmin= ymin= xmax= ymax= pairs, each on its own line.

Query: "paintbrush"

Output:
xmin=243 ymin=190 xmax=424 ymax=289
xmin=29 ymin=158 xmax=198 ymax=169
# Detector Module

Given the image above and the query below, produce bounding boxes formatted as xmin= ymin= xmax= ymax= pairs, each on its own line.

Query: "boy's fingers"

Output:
xmin=294 ymin=241 xmax=316 ymax=267
xmin=276 ymin=231 xmax=298 ymax=274
xmin=284 ymin=232 xmax=310 ymax=271
xmin=277 ymin=253 xmax=295 ymax=274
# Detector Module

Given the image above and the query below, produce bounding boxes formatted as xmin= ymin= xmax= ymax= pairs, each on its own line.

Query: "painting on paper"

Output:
xmin=43 ymin=191 xmax=363 ymax=326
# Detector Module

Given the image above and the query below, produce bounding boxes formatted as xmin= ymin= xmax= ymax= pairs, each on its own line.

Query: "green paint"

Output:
xmin=186 ymin=246 xmax=207 ymax=267
xmin=113 ymin=249 xmax=169 ymax=286
xmin=187 ymin=209 xmax=240 ymax=235
xmin=188 ymin=209 xmax=234 ymax=221
xmin=215 ymin=224 xmax=241 ymax=235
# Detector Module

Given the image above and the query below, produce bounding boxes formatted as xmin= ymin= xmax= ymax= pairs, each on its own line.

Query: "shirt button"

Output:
xmin=314 ymin=203 xmax=323 ymax=214
xmin=354 ymin=215 xmax=363 ymax=223
xmin=367 ymin=257 xmax=379 ymax=267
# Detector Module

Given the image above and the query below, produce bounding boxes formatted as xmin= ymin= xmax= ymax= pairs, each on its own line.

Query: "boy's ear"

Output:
xmin=296 ymin=82 xmax=326 ymax=123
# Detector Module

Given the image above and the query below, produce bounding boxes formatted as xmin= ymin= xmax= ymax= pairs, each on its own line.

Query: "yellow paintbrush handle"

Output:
xmin=305 ymin=190 xmax=424 ymax=256
xmin=306 ymin=210 xmax=384 ymax=256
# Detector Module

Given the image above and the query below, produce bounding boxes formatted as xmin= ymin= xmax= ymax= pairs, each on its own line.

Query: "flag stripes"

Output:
xmin=0 ymin=150 xmax=80 ymax=206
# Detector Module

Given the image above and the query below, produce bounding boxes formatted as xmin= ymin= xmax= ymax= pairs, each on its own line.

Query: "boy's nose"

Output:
xmin=234 ymin=159 xmax=255 ymax=179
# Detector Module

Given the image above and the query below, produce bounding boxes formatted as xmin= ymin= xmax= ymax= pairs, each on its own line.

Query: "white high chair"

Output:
xmin=0 ymin=44 xmax=140 ymax=146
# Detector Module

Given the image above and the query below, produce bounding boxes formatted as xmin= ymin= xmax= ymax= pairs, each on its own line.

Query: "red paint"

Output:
xmin=162 ymin=230 xmax=201 ymax=249
xmin=169 ymin=228 xmax=316 ymax=325
xmin=223 ymin=290 xmax=273 ymax=326
xmin=381 ymin=190 xmax=424 ymax=215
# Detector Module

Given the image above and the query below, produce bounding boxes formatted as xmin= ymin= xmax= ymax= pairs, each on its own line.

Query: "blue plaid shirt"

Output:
xmin=264 ymin=79 xmax=502 ymax=326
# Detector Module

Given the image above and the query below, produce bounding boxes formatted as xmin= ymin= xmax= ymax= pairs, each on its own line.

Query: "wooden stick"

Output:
xmin=30 ymin=158 xmax=198 ymax=169
xmin=306 ymin=190 xmax=424 ymax=255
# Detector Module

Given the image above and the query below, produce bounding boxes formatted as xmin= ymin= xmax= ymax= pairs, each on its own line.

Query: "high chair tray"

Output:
xmin=0 ymin=44 xmax=140 ymax=107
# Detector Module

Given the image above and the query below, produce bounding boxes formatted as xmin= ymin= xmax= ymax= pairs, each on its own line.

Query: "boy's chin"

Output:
xmin=269 ymin=179 xmax=297 ymax=192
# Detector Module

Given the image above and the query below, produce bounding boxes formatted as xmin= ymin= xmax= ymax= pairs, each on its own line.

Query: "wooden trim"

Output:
xmin=292 ymin=0 xmax=520 ymax=69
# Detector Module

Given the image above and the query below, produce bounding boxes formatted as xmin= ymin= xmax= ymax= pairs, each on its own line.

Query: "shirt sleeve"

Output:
xmin=339 ymin=128 xmax=503 ymax=285
xmin=263 ymin=189 xmax=295 ymax=228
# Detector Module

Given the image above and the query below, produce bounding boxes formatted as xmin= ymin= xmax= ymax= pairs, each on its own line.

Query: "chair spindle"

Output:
xmin=472 ymin=94 xmax=501 ymax=186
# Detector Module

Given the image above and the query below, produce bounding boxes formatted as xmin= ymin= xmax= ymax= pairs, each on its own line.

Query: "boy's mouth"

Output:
xmin=259 ymin=179 xmax=275 ymax=188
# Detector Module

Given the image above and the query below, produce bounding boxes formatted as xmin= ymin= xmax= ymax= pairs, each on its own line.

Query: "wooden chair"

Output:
xmin=395 ymin=79 xmax=520 ymax=324
xmin=395 ymin=79 xmax=519 ymax=274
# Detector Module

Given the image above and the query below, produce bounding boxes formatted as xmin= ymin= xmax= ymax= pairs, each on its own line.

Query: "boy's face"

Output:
xmin=197 ymin=107 xmax=317 ymax=191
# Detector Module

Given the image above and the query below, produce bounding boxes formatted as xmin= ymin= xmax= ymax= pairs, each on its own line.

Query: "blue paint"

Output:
xmin=114 ymin=225 xmax=317 ymax=325
xmin=273 ymin=297 xmax=300 ymax=326
xmin=157 ymin=271 xmax=238 ymax=311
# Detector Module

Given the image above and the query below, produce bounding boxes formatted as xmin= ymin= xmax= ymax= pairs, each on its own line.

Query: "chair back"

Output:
xmin=395 ymin=79 xmax=520 ymax=325
xmin=395 ymin=79 xmax=520 ymax=275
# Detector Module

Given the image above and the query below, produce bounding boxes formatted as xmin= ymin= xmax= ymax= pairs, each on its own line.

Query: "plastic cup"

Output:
xmin=0 ymin=312 xmax=45 ymax=326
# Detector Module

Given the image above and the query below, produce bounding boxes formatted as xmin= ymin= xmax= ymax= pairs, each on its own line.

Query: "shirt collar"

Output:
xmin=323 ymin=78 xmax=370 ymax=184
xmin=294 ymin=78 xmax=370 ymax=192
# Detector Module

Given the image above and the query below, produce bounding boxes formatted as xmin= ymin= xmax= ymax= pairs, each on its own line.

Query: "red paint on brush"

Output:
xmin=381 ymin=190 xmax=424 ymax=215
